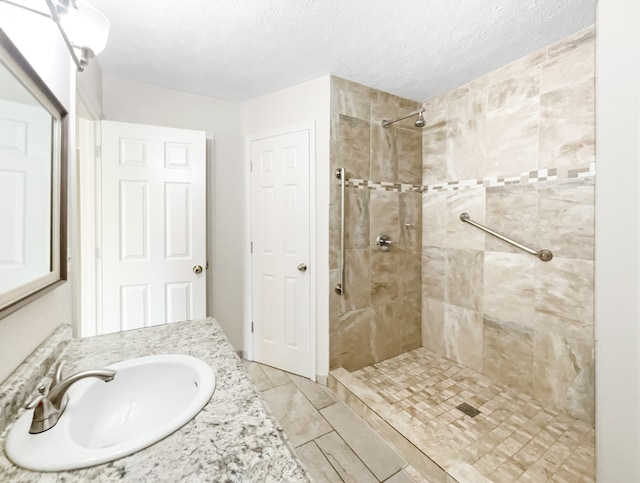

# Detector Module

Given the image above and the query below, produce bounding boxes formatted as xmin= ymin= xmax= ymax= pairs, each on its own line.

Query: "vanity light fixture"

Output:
xmin=56 ymin=0 xmax=110 ymax=70
xmin=0 ymin=0 xmax=110 ymax=71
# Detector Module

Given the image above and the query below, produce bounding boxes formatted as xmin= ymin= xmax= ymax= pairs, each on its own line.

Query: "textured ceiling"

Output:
xmin=88 ymin=0 xmax=596 ymax=102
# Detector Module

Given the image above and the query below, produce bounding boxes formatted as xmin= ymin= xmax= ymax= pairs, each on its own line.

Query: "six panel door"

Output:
xmin=250 ymin=129 xmax=311 ymax=377
xmin=100 ymin=121 xmax=206 ymax=333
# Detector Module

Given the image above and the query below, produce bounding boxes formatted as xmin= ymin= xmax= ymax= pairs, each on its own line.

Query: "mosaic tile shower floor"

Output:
xmin=329 ymin=348 xmax=594 ymax=482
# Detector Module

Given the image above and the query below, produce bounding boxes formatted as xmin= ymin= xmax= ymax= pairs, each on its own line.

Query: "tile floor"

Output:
xmin=329 ymin=348 xmax=595 ymax=483
xmin=241 ymin=360 xmax=427 ymax=482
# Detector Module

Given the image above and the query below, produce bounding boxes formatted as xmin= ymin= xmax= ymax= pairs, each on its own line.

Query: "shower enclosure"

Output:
xmin=327 ymin=24 xmax=596 ymax=482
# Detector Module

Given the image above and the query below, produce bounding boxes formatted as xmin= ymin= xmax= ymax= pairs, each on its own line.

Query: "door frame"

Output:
xmin=78 ymin=118 xmax=99 ymax=337
xmin=243 ymin=122 xmax=317 ymax=381
xmin=76 ymin=77 xmax=102 ymax=337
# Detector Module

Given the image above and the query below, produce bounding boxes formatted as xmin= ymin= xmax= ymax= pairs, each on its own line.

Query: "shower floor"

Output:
xmin=328 ymin=348 xmax=595 ymax=482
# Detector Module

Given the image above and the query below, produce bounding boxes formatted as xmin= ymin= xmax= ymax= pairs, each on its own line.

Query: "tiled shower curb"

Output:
xmin=328 ymin=369 xmax=459 ymax=483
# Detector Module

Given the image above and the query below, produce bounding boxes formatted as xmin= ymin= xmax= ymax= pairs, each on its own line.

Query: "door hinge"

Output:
xmin=250 ymin=242 xmax=253 ymax=253
xmin=95 ymin=145 xmax=101 ymax=158
xmin=250 ymin=160 xmax=253 ymax=173
xmin=251 ymin=321 xmax=254 ymax=333
xmin=96 ymin=247 xmax=101 ymax=259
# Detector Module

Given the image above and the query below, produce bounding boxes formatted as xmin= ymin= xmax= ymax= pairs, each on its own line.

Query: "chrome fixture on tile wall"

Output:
xmin=0 ymin=0 xmax=110 ymax=71
xmin=382 ymin=108 xmax=426 ymax=128
xmin=376 ymin=235 xmax=392 ymax=252
xmin=335 ymin=167 xmax=345 ymax=295
xmin=460 ymin=213 xmax=553 ymax=262
xmin=404 ymin=222 xmax=416 ymax=231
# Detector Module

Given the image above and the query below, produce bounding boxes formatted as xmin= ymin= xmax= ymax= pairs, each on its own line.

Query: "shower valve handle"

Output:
xmin=376 ymin=235 xmax=392 ymax=252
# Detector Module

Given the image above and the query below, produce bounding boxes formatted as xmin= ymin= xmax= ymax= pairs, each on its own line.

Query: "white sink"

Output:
xmin=5 ymin=354 xmax=216 ymax=472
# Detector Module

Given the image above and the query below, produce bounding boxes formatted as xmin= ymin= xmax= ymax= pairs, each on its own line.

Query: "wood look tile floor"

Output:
xmin=241 ymin=360 xmax=426 ymax=483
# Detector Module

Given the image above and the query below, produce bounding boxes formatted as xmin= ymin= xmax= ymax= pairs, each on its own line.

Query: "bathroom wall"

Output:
xmin=102 ymin=76 xmax=244 ymax=349
xmin=421 ymin=27 xmax=595 ymax=421
xmin=0 ymin=4 xmax=76 ymax=383
xmin=102 ymin=75 xmax=333 ymax=372
xmin=76 ymin=60 xmax=103 ymax=119
xmin=595 ymin=1 xmax=640 ymax=478
xmin=329 ymin=77 xmax=423 ymax=371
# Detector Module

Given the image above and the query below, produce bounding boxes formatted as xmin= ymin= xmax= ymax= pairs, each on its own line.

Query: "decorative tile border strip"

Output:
xmin=568 ymin=163 xmax=596 ymax=179
xmin=423 ymin=162 xmax=595 ymax=193
xmin=343 ymin=162 xmax=596 ymax=194
xmin=346 ymin=179 xmax=422 ymax=193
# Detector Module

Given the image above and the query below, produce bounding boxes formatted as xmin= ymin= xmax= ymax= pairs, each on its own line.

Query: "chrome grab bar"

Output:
xmin=460 ymin=213 xmax=553 ymax=262
xmin=335 ymin=168 xmax=345 ymax=295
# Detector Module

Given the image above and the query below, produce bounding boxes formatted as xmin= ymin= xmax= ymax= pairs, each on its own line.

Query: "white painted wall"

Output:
xmin=0 ymin=3 xmax=76 ymax=383
xmin=241 ymin=75 xmax=331 ymax=378
xmin=76 ymin=60 xmax=103 ymax=120
xmin=101 ymin=76 xmax=244 ymax=349
xmin=595 ymin=1 xmax=640 ymax=480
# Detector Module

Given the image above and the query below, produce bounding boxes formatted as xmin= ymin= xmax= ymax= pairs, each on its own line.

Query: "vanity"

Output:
xmin=0 ymin=318 xmax=310 ymax=482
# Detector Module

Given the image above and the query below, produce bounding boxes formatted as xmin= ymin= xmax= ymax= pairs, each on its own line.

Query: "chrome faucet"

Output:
xmin=25 ymin=360 xmax=116 ymax=434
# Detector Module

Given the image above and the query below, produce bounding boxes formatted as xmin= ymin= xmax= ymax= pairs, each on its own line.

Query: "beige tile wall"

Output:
xmin=420 ymin=26 xmax=595 ymax=422
xmin=329 ymin=77 xmax=423 ymax=371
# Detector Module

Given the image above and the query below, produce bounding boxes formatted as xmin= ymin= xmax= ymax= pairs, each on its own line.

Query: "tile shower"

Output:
xmin=329 ymin=77 xmax=423 ymax=371
xmin=328 ymin=25 xmax=595 ymax=482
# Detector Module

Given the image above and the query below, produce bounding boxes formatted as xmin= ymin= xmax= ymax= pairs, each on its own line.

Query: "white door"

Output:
xmin=250 ymin=129 xmax=311 ymax=377
xmin=100 ymin=121 xmax=206 ymax=333
xmin=0 ymin=100 xmax=52 ymax=293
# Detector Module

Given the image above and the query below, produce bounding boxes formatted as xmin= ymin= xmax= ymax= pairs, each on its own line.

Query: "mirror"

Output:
xmin=0 ymin=29 xmax=67 ymax=318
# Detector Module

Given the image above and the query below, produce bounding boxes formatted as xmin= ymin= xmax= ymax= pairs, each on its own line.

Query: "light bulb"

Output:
xmin=60 ymin=3 xmax=110 ymax=56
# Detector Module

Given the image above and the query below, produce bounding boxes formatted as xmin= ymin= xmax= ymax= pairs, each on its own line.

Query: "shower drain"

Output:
xmin=456 ymin=402 xmax=481 ymax=418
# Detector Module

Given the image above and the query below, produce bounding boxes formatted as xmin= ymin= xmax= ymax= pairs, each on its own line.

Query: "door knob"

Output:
xmin=193 ymin=265 xmax=203 ymax=274
xmin=297 ymin=263 xmax=308 ymax=272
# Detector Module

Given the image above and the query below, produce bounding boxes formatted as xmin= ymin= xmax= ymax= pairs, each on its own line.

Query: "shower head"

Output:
xmin=382 ymin=108 xmax=426 ymax=128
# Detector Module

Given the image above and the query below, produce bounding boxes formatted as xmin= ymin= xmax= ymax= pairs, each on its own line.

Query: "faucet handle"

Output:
xmin=24 ymin=395 xmax=46 ymax=410
xmin=24 ymin=384 xmax=47 ymax=410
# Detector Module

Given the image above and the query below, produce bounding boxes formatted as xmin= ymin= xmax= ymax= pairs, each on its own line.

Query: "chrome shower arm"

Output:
xmin=382 ymin=108 xmax=425 ymax=128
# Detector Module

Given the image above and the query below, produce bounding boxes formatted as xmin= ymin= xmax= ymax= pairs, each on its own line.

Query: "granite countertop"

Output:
xmin=0 ymin=318 xmax=310 ymax=482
